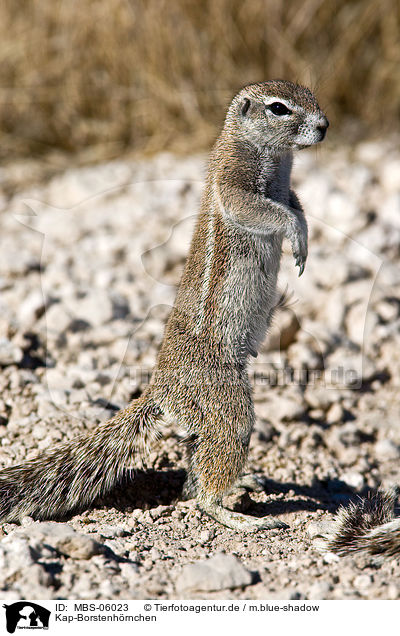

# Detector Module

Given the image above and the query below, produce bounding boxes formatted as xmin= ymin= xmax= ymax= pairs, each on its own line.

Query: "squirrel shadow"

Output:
xmin=58 ymin=471 xmax=362 ymax=522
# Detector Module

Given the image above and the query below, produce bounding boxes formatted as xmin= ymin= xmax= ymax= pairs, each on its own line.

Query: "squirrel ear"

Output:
xmin=240 ymin=97 xmax=251 ymax=116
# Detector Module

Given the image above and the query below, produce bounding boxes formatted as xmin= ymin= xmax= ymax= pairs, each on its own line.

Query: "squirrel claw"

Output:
xmin=294 ymin=255 xmax=305 ymax=276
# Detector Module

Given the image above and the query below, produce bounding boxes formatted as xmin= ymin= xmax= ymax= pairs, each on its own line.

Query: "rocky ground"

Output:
xmin=0 ymin=140 xmax=399 ymax=600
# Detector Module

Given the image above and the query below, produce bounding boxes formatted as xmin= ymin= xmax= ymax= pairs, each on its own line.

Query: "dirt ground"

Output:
xmin=0 ymin=142 xmax=399 ymax=600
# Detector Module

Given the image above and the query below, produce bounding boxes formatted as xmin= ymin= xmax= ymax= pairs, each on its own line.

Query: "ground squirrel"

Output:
xmin=0 ymin=80 xmax=329 ymax=532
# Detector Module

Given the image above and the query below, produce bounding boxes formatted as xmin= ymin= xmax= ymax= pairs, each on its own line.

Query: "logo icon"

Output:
xmin=3 ymin=602 xmax=50 ymax=633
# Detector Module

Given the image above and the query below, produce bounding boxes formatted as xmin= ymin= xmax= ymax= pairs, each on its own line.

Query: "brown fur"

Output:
xmin=0 ymin=81 xmax=328 ymax=530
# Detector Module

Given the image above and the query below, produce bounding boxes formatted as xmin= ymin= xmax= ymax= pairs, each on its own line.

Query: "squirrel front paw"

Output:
xmin=287 ymin=216 xmax=308 ymax=276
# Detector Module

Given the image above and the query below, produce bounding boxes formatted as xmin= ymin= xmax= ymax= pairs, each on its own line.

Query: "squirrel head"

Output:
xmin=226 ymin=80 xmax=328 ymax=153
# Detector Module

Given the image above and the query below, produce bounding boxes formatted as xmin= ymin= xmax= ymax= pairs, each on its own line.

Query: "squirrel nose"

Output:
xmin=316 ymin=117 xmax=329 ymax=139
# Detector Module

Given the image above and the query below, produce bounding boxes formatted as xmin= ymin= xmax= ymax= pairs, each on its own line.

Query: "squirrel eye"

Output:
xmin=268 ymin=102 xmax=292 ymax=116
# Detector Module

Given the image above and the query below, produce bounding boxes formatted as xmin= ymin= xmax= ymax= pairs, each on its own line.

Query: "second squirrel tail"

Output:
xmin=323 ymin=487 xmax=400 ymax=558
xmin=0 ymin=392 xmax=163 ymax=522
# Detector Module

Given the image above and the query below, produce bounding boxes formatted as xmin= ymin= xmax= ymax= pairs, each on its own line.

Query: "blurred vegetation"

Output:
xmin=1 ymin=0 xmax=399 ymax=162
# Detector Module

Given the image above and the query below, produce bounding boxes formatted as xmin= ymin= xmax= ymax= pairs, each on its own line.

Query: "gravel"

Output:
xmin=175 ymin=553 xmax=253 ymax=593
xmin=0 ymin=141 xmax=399 ymax=599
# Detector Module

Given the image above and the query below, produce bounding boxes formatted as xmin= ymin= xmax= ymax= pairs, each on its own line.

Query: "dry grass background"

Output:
xmin=1 ymin=0 xmax=400 ymax=163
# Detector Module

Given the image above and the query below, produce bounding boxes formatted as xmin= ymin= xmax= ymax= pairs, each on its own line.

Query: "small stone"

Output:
xmin=130 ymin=509 xmax=145 ymax=521
xmin=326 ymin=349 xmax=376 ymax=387
xmin=387 ymin=584 xmax=399 ymax=600
xmin=375 ymin=439 xmax=400 ymax=460
xmin=336 ymin=423 xmax=362 ymax=447
xmin=354 ymin=574 xmax=372 ymax=590
xmin=119 ymin=562 xmax=140 ymax=585
xmin=326 ymin=402 xmax=344 ymax=424
xmin=199 ymin=529 xmax=214 ymax=544
xmin=341 ymin=471 xmax=365 ymax=490
xmin=100 ymin=525 xmax=127 ymax=538
xmin=44 ymin=303 xmax=72 ymax=333
xmin=309 ymin=408 xmax=325 ymax=420
xmin=99 ymin=580 xmax=116 ymax=597
xmin=142 ymin=510 xmax=155 ymax=524
xmin=148 ymin=505 xmax=174 ymax=521
xmin=318 ymin=287 xmax=346 ymax=330
xmin=18 ymin=291 xmax=48 ymax=326
xmin=257 ymin=391 xmax=305 ymax=423
xmin=21 ymin=516 xmax=35 ymax=526
xmin=306 ymin=521 xmax=334 ymax=539
xmin=308 ymin=580 xmax=333 ymax=599
xmin=32 ymin=424 xmax=48 ymax=440
xmin=7 ymin=522 xmax=103 ymax=560
xmin=67 ymin=291 xmax=113 ymax=327
xmin=345 ymin=301 xmax=378 ymax=348
xmin=150 ymin=548 xmax=161 ymax=561
xmin=287 ymin=341 xmax=321 ymax=371
xmin=322 ymin=552 xmax=340 ymax=564
xmin=0 ymin=539 xmax=36 ymax=571
xmin=304 ymin=386 xmax=341 ymax=411
xmin=175 ymin=552 xmax=252 ymax=593
xmin=375 ymin=299 xmax=399 ymax=323
xmin=308 ymin=253 xmax=349 ymax=290
xmin=0 ymin=338 xmax=23 ymax=366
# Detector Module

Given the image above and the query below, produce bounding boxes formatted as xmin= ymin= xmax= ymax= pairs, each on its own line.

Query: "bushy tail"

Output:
xmin=324 ymin=487 xmax=400 ymax=558
xmin=0 ymin=393 xmax=163 ymax=522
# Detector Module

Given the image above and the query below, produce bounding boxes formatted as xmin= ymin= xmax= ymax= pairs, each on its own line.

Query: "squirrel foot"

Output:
xmin=200 ymin=500 xmax=288 ymax=532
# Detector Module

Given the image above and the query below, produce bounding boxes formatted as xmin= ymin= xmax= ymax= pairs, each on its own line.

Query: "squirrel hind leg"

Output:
xmin=191 ymin=436 xmax=287 ymax=531
xmin=178 ymin=389 xmax=287 ymax=531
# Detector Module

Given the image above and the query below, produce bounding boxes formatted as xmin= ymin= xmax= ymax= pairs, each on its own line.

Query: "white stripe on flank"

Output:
xmin=213 ymin=180 xmax=227 ymax=219
xmin=196 ymin=208 xmax=215 ymax=333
